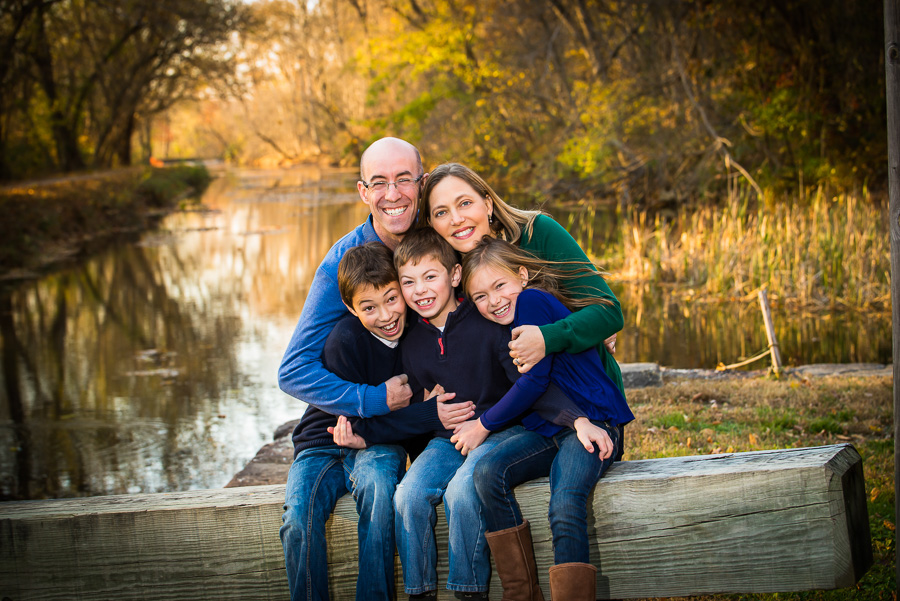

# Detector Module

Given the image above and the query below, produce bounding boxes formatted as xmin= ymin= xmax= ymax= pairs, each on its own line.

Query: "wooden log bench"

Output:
xmin=0 ymin=444 xmax=871 ymax=600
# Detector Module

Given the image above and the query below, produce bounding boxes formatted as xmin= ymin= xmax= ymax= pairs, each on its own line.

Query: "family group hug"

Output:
xmin=277 ymin=137 xmax=634 ymax=601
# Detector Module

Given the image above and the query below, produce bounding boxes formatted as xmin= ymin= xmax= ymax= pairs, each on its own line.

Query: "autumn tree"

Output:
xmin=0 ymin=0 xmax=245 ymax=178
xmin=351 ymin=0 xmax=885 ymax=202
xmin=218 ymin=0 xmax=375 ymax=165
xmin=150 ymin=0 xmax=884 ymax=203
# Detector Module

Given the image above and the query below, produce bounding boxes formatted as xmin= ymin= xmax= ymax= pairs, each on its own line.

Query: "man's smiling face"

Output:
xmin=357 ymin=138 xmax=423 ymax=250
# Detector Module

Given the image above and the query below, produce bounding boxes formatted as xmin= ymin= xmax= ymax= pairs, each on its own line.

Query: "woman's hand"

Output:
xmin=450 ymin=419 xmax=490 ymax=456
xmin=574 ymin=417 xmax=614 ymax=459
xmin=327 ymin=416 xmax=367 ymax=449
xmin=509 ymin=325 xmax=546 ymax=373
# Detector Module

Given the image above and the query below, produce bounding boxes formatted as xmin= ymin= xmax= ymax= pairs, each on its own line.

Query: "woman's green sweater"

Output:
xmin=519 ymin=214 xmax=625 ymax=393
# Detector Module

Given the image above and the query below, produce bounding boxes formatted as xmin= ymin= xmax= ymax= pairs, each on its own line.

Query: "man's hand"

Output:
xmin=435 ymin=392 xmax=473 ymax=430
xmin=604 ymin=333 xmax=617 ymax=354
xmin=574 ymin=417 xmax=614 ymax=459
xmin=509 ymin=325 xmax=546 ymax=374
xmin=386 ymin=374 xmax=412 ymax=411
xmin=327 ymin=416 xmax=367 ymax=449
xmin=450 ymin=419 xmax=490 ymax=456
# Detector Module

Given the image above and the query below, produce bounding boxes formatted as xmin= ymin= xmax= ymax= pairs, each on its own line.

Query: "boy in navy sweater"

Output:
xmin=281 ymin=242 xmax=475 ymax=601
xmin=333 ymin=229 xmax=583 ymax=601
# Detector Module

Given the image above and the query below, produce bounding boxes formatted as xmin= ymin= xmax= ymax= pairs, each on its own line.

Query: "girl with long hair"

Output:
xmin=454 ymin=236 xmax=634 ymax=601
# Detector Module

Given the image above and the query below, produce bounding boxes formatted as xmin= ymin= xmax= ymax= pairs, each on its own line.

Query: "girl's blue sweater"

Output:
xmin=479 ymin=288 xmax=635 ymax=438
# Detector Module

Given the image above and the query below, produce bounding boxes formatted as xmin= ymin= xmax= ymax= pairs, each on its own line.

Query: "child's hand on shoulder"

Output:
xmin=451 ymin=418 xmax=490 ymax=456
xmin=574 ymin=417 xmax=614 ymax=459
xmin=328 ymin=416 xmax=367 ymax=449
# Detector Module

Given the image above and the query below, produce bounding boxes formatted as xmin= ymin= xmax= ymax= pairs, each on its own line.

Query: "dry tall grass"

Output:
xmin=590 ymin=188 xmax=889 ymax=309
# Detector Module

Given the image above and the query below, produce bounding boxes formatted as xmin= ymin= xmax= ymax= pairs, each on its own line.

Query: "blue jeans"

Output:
xmin=280 ymin=443 xmax=407 ymax=601
xmin=393 ymin=429 xmax=516 ymax=594
xmin=473 ymin=421 xmax=621 ymax=564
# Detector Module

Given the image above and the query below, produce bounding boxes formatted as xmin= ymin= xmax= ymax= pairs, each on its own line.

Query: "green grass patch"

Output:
xmin=136 ymin=165 xmax=212 ymax=207
xmin=807 ymin=416 xmax=845 ymax=435
xmin=754 ymin=406 xmax=799 ymax=432
xmin=653 ymin=411 xmax=688 ymax=430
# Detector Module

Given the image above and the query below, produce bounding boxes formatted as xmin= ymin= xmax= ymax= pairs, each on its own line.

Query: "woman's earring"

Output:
xmin=488 ymin=213 xmax=493 ymax=225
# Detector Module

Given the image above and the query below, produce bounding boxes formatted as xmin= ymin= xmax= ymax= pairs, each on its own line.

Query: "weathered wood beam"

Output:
xmin=0 ymin=444 xmax=871 ymax=600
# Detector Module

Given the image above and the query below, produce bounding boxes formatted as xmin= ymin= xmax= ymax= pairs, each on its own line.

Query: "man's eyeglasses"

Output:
xmin=361 ymin=175 xmax=424 ymax=194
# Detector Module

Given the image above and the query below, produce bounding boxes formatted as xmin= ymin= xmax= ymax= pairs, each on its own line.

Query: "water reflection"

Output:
xmin=0 ymin=167 xmax=368 ymax=500
xmin=611 ymin=284 xmax=891 ymax=369
xmin=0 ymin=169 xmax=891 ymax=501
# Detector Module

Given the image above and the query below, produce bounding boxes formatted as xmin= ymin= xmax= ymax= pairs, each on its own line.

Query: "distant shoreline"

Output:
xmin=0 ymin=165 xmax=211 ymax=286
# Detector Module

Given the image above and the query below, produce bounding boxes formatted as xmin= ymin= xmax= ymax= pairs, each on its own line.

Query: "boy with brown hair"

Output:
xmin=281 ymin=241 xmax=473 ymax=601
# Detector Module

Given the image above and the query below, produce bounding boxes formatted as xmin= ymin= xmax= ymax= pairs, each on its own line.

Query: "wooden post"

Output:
xmin=757 ymin=289 xmax=783 ymax=375
xmin=885 ymin=0 xmax=900 ymax=590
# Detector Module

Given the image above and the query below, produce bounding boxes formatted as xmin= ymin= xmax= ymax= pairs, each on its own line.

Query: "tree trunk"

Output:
xmin=51 ymin=120 xmax=85 ymax=171
xmin=30 ymin=4 xmax=85 ymax=171
xmin=115 ymin=112 xmax=135 ymax=166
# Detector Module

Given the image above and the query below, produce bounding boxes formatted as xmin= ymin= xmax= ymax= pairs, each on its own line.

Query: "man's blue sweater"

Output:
xmin=278 ymin=216 xmax=393 ymax=418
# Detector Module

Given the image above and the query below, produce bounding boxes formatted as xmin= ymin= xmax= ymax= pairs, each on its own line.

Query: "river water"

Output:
xmin=0 ymin=167 xmax=891 ymax=501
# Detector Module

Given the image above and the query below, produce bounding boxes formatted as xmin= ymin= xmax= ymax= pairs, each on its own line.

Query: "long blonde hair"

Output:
xmin=461 ymin=236 xmax=612 ymax=312
xmin=419 ymin=163 xmax=543 ymax=244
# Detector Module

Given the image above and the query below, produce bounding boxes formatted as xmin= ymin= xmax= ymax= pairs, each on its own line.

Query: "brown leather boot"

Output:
xmin=548 ymin=562 xmax=597 ymax=601
xmin=485 ymin=520 xmax=545 ymax=601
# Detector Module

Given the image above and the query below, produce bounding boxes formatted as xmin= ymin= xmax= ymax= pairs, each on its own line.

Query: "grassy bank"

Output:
xmin=0 ymin=165 xmax=211 ymax=278
xmin=564 ymin=188 xmax=890 ymax=310
xmin=625 ymin=375 xmax=894 ymax=600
